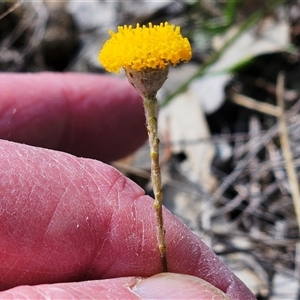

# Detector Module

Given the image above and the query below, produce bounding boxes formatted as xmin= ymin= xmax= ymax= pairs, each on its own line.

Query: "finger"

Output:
xmin=132 ymin=273 xmax=231 ymax=300
xmin=0 ymin=72 xmax=147 ymax=161
xmin=0 ymin=140 xmax=255 ymax=299
xmin=0 ymin=273 xmax=230 ymax=300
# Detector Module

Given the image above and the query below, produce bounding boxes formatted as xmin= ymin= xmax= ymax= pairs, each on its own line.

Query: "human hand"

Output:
xmin=0 ymin=73 xmax=255 ymax=299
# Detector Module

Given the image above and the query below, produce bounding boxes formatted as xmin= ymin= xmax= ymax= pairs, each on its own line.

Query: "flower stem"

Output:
xmin=143 ymin=95 xmax=168 ymax=272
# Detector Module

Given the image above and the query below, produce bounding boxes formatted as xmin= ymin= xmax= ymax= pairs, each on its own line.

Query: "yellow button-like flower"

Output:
xmin=99 ymin=22 xmax=192 ymax=73
xmin=98 ymin=22 xmax=192 ymax=273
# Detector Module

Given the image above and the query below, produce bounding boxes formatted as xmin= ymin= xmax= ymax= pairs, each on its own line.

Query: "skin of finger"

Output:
xmin=132 ymin=273 xmax=231 ymax=300
xmin=0 ymin=277 xmax=141 ymax=300
xmin=0 ymin=273 xmax=231 ymax=300
xmin=0 ymin=72 xmax=147 ymax=162
xmin=0 ymin=140 xmax=255 ymax=299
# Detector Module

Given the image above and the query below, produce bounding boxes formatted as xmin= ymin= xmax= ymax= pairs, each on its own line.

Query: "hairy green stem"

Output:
xmin=143 ymin=95 xmax=167 ymax=272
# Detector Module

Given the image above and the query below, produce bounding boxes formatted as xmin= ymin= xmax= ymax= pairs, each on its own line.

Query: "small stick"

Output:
xmin=276 ymin=72 xmax=300 ymax=233
xmin=231 ymin=93 xmax=281 ymax=117
xmin=0 ymin=1 xmax=22 ymax=20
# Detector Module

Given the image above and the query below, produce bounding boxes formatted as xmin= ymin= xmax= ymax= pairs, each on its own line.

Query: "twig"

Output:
xmin=0 ymin=0 xmax=22 ymax=20
xmin=207 ymin=122 xmax=279 ymax=212
xmin=276 ymin=72 xmax=300 ymax=234
xmin=231 ymin=93 xmax=281 ymax=117
xmin=111 ymin=161 xmax=150 ymax=179
xmin=295 ymin=242 xmax=300 ymax=279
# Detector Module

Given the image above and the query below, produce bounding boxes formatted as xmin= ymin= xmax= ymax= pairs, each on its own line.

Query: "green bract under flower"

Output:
xmin=99 ymin=22 xmax=192 ymax=73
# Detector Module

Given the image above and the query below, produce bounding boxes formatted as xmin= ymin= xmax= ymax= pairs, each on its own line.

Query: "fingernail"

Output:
xmin=131 ymin=273 xmax=231 ymax=299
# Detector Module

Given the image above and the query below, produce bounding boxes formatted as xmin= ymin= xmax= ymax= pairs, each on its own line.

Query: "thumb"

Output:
xmin=133 ymin=273 xmax=231 ymax=299
xmin=0 ymin=273 xmax=231 ymax=300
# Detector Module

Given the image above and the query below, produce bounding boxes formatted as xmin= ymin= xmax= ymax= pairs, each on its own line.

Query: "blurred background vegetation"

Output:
xmin=1 ymin=1 xmax=300 ymax=299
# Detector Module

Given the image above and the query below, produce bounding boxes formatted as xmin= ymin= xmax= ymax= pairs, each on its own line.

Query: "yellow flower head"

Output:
xmin=99 ymin=22 xmax=192 ymax=73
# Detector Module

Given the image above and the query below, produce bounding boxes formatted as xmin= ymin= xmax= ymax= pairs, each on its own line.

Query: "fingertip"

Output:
xmin=0 ymin=72 xmax=147 ymax=161
xmin=0 ymin=274 xmax=231 ymax=300
xmin=56 ymin=73 xmax=147 ymax=161
xmin=132 ymin=273 xmax=231 ymax=300
xmin=0 ymin=277 xmax=142 ymax=300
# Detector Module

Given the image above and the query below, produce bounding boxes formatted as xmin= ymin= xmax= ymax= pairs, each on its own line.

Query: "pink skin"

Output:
xmin=0 ymin=72 xmax=147 ymax=162
xmin=0 ymin=73 xmax=255 ymax=299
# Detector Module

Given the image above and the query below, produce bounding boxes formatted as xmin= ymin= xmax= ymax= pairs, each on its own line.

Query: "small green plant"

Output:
xmin=98 ymin=22 xmax=192 ymax=272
